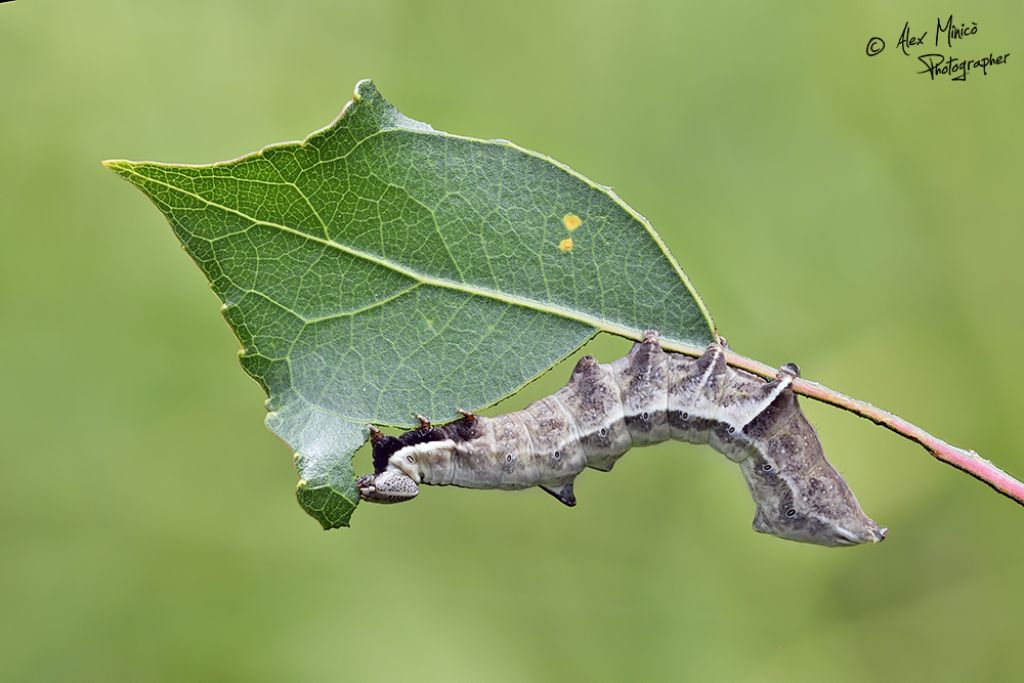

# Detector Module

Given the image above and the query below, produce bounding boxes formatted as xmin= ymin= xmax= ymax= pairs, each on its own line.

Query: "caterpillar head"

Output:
xmin=360 ymin=420 xmax=463 ymax=504
xmin=357 ymin=470 xmax=420 ymax=504
xmin=740 ymin=453 xmax=886 ymax=547
xmin=358 ymin=426 xmax=433 ymax=504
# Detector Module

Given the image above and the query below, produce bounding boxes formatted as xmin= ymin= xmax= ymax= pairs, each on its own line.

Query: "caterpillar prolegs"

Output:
xmin=357 ymin=332 xmax=886 ymax=547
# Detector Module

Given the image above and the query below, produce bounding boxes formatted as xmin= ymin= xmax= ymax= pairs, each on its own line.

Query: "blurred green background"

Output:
xmin=2 ymin=1 xmax=1022 ymax=681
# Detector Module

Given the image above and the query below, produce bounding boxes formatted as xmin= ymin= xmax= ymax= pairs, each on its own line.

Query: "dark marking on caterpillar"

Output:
xmin=356 ymin=332 xmax=886 ymax=547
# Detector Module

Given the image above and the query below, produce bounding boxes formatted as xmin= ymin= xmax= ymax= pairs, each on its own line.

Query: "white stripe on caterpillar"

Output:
xmin=357 ymin=332 xmax=886 ymax=547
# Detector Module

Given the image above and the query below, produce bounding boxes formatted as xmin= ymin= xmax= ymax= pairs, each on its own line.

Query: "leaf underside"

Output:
xmin=105 ymin=80 xmax=715 ymax=528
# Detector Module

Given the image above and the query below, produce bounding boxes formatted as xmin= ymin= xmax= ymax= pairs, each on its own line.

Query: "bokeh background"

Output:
xmin=2 ymin=1 xmax=1022 ymax=681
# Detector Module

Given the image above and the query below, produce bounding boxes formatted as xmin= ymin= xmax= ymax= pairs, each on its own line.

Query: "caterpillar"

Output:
xmin=357 ymin=332 xmax=886 ymax=547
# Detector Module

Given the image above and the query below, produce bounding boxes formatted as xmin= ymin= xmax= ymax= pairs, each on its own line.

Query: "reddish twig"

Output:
xmin=653 ymin=333 xmax=1023 ymax=506
xmin=720 ymin=348 xmax=1024 ymax=507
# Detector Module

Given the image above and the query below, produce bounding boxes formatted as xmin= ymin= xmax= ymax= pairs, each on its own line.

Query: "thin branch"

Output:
xmin=658 ymin=339 xmax=1024 ymax=507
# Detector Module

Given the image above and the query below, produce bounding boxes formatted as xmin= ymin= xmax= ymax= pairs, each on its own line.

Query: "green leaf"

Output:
xmin=104 ymin=79 xmax=715 ymax=529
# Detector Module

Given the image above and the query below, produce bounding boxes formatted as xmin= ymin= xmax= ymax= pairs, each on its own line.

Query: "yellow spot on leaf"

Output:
xmin=559 ymin=237 xmax=574 ymax=252
xmin=562 ymin=213 xmax=583 ymax=231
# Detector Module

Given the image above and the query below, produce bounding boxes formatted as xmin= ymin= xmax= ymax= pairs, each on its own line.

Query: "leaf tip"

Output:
xmin=101 ymin=159 xmax=138 ymax=180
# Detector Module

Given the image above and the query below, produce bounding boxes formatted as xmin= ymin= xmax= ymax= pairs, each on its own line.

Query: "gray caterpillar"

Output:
xmin=357 ymin=332 xmax=886 ymax=547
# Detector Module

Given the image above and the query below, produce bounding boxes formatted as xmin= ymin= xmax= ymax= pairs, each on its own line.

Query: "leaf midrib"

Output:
xmin=115 ymin=164 xmax=675 ymax=342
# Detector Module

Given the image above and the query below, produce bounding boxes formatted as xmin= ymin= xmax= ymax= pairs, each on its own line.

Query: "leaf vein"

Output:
xmin=117 ymin=166 xmax=658 ymax=343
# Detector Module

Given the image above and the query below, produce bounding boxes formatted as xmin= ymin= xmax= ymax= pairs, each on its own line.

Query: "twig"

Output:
xmin=730 ymin=348 xmax=1024 ymax=506
xmin=653 ymin=337 xmax=1024 ymax=507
